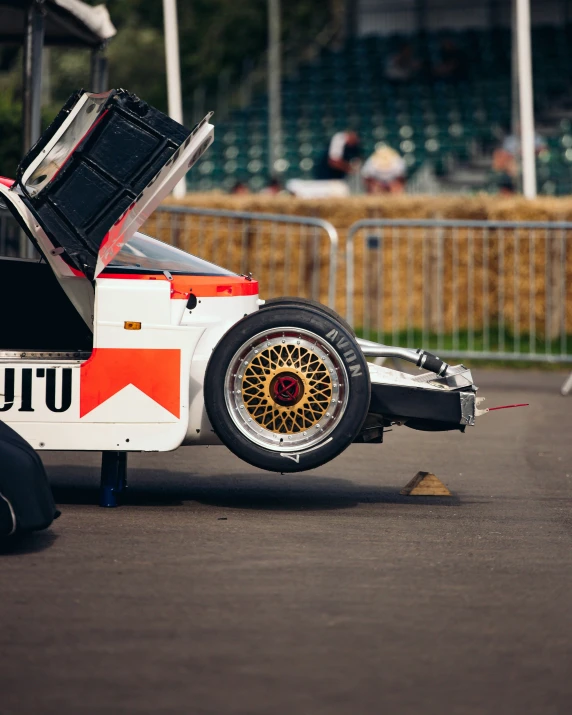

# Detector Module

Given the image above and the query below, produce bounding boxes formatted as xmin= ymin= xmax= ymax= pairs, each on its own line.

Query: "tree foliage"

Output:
xmin=100 ymin=0 xmax=331 ymax=113
xmin=0 ymin=0 xmax=333 ymax=174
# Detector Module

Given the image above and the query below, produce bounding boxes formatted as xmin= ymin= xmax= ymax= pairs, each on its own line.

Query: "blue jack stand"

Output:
xmin=99 ymin=452 xmax=127 ymax=508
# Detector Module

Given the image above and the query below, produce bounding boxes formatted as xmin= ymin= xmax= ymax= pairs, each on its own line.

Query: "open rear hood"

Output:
xmin=13 ymin=89 xmax=213 ymax=279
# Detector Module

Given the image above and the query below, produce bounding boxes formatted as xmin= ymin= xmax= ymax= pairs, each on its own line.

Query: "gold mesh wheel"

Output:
xmin=242 ymin=343 xmax=331 ymax=433
xmin=225 ymin=328 xmax=348 ymax=451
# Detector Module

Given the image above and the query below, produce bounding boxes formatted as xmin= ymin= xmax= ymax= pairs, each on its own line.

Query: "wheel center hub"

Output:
xmin=270 ymin=372 xmax=304 ymax=406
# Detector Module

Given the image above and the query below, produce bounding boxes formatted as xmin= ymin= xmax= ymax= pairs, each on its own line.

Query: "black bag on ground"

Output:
xmin=0 ymin=421 xmax=58 ymax=536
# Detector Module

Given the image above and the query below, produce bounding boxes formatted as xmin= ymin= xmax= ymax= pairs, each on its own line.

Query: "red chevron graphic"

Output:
xmin=80 ymin=348 xmax=180 ymax=418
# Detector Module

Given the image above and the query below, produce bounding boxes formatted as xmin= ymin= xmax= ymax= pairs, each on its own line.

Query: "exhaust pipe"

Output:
xmin=356 ymin=338 xmax=451 ymax=377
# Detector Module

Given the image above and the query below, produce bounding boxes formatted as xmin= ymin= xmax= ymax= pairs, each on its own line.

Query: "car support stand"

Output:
xmin=99 ymin=452 xmax=127 ymax=508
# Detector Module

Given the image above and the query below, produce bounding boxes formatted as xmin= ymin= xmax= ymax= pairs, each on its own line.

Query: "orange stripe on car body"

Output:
xmin=99 ymin=273 xmax=259 ymax=298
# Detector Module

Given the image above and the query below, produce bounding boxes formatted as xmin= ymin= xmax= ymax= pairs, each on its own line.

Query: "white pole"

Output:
xmin=268 ymin=0 xmax=282 ymax=178
xmin=516 ymin=0 xmax=536 ymax=199
xmin=511 ymin=0 xmax=520 ymax=191
xmin=162 ymin=0 xmax=186 ymax=199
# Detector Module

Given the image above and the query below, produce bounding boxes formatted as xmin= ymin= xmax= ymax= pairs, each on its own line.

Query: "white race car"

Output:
xmin=0 ymin=90 xmax=485 ymax=505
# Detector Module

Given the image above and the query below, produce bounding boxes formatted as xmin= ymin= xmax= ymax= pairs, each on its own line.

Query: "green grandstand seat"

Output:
xmin=199 ymin=26 xmax=572 ymax=193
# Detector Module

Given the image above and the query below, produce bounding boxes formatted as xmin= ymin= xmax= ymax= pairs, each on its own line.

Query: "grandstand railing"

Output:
xmin=345 ymin=219 xmax=572 ymax=391
xmin=146 ymin=205 xmax=339 ymax=309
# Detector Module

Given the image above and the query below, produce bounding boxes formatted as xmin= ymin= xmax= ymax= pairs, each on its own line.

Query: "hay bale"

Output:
xmin=144 ymin=194 xmax=572 ymax=339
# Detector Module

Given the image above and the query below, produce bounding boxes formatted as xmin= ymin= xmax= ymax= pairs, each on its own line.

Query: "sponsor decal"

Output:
xmin=0 ymin=348 xmax=180 ymax=418
xmin=80 ymin=348 xmax=180 ymax=418
xmin=0 ymin=367 xmax=72 ymax=413
xmin=325 ymin=329 xmax=363 ymax=377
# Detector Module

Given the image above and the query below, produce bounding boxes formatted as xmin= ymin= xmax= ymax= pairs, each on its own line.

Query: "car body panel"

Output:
xmin=0 ymin=89 xmax=482 ymax=462
xmin=0 ymin=275 xmax=258 ymax=451
xmin=12 ymin=89 xmax=214 ymax=279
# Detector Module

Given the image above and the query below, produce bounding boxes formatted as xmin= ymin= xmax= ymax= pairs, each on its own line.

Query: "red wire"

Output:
xmin=488 ymin=403 xmax=529 ymax=411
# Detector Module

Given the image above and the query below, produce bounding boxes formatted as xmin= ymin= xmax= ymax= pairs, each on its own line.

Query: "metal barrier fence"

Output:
xmin=346 ymin=219 xmax=572 ymax=368
xmin=145 ymin=206 xmax=339 ymax=308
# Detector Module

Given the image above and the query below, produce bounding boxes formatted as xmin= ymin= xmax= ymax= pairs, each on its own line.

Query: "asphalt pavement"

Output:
xmin=1 ymin=369 xmax=572 ymax=715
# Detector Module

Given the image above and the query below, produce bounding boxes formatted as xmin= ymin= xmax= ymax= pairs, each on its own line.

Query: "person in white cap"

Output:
xmin=361 ymin=144 xmax=406 ymax=193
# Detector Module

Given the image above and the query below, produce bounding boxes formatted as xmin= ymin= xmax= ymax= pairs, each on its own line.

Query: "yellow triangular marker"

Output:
xmin=400 ymin=471 xmax=452 ymax=497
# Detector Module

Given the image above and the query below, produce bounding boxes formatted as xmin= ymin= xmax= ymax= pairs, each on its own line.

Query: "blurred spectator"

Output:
xmin=385 ymin=43 xmax=421 ymax=83
xmin=315 ymin=130 xmax=361 ymax=180
xmin=260 ymin=177 xmax=282 ymax=195
xmin=501 ymin=129 xmax=547 ymax=157
xmin=496 ymin=174 xmax=517 ymax=196
xmin=492 ymin=127 xmax=547 ymax=194
xmin=492 ymin=145 xmax=517 ymax=194
xmin=230 ymin=180 xmax=250 ymax=195
xmin=361 ymin=145 xmax=406 ymax=194
xmin=433 ymin=38 xmax=469 ymax=81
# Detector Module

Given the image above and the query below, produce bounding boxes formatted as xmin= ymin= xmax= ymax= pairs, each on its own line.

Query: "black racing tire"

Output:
xmin=204 ymin=305 xmax=370 ymax=473
xmin=259 ymin=296 xmax=355 ymax=336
